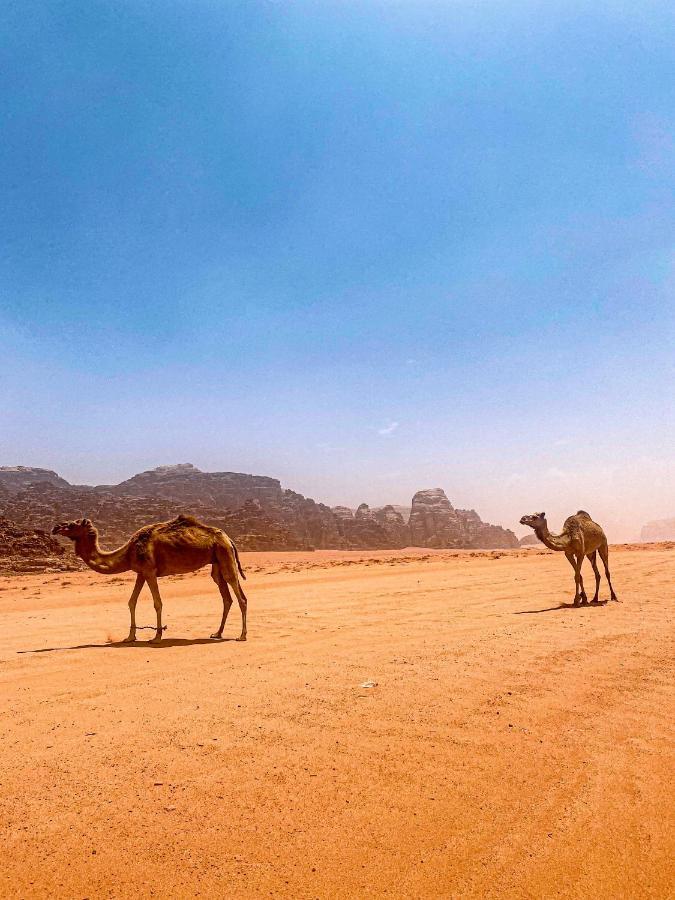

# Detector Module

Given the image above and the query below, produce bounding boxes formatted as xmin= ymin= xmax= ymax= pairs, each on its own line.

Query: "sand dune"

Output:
xmin=0 ymin=546 xmax=673 ymax=898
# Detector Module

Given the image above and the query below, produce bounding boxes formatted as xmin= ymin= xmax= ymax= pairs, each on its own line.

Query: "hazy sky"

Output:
xmin=1 ymin=1 xmax=673 ymax=540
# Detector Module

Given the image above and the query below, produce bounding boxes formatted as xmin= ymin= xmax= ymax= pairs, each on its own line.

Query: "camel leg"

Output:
xmin=228 ymin=577 xmax=248 ymax=641
xmin=576 ymin=553 xmax=588 ymax=604
xmin=588 ymin=551 xmax=601 ymax=603
xmin=214 ymin=543 xmax=248 ymax=641
xmin=146 ymin=575 xmax=164 ymax=643
xmin=566 ymin=552 xmax=587 ymax=605
xmin=123 ymin=574 xmax=145 ymax=642
xmin=210 ymin=566 xmax=233 ymax=639
xmin=598 ymin=543 xmax=618 ymax=601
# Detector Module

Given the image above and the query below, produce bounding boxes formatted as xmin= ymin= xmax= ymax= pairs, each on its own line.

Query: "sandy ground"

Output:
xmin=0 ymin=545 xmax=673 ymax=899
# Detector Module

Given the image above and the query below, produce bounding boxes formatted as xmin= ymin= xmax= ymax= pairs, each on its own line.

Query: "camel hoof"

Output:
xmin=236 ymin=635 xmax=247 ymax=642
xmin=210 ymin=633 xmax=223 ymax=640
xmin=122 ymin=635 xmax=136 ymax=643
xmin=149 ymin=636 xmax=163 ymax=644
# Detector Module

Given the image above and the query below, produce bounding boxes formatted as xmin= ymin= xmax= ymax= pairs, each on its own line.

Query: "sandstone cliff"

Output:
xmin=329 ymin=504 xmax=402 ymax=550
xmin=0 ymin=466 xmax=71 ymax=493
xmin=640 ymin=518 xmax=675 ymax=542
xmin=409 ymin=488 xmax=465 ymax=548
xmin=409 ymin=489 xmax=518 ymax=549
xmin=0 ymin=464 xmax=519 ymax=569
xmin=0 ymin=517 xmax=84 ymax=574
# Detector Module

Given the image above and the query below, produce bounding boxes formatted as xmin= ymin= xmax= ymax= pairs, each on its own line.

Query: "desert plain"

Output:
xmin=0 ymin=544 xmax=673 ymax=899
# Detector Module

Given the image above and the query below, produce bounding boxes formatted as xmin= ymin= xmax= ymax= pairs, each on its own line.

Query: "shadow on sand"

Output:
xmin=516 ymin=600 xmax=609 ymax=615
xmin=17 ymin=637 xmax=238 ymax=654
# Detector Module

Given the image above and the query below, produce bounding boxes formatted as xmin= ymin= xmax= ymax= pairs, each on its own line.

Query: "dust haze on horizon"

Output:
xmin=1 ymin=1 xmax=673 ymax=543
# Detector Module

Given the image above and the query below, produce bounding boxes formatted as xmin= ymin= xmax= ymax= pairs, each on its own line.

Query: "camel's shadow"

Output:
xmin=516 ymin=600 xmax=609 ymax=615
xmin=17 ymin=637 xmax=239 ymax=654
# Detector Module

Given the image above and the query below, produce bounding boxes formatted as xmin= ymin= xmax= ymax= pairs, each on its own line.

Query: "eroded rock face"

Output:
xmin=0 ymin=517 xmax=84 ymax=574
xmin=0 ymin=486 xmax=309 ymax=553
xmin=110 ymin=464 xmax=283 ymax=509
xmin=456 ymin=508 xmax=519 ymax=549
xmin=641 ymin=518 xmax=675 ymax=542
xmin=409 ymin=489 xmax=464 ymax=548
xmin=0 ymin=464 xmax=519 ymax=569
xmin=373 ymin=505 xmax=409 ymax=547
xmin=217 ymin=499 xmax=305 ymax=551
xmin=280 ymin=491 xmax=344 ymax=550
xmin=0 ymin=466 xmax=71 ymax=493
xmin=409 ymin=490 xmax=518 ymax=549
xmin=334 ymin=502 xmax=401 ymax=549
xmin=331 ymin=506 xmax=354 ymax=521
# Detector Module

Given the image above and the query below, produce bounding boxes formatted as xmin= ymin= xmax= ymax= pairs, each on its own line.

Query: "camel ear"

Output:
xmin=81 ymin=518 xmax=91 ymax=527
xmin=540 ymin=512 xmax=546 ymax=518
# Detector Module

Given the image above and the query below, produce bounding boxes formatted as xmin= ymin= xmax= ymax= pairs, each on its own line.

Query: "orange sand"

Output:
xmin=0 ymin=546 xmax=673 ymax=898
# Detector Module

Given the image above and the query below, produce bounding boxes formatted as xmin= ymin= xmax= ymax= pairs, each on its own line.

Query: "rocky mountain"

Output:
xmin=107 ymin=463 xmax=283 ymax=509
xmin=519 ymin=534 xmax=542 ymax=547
xmin=0 ymin=466 xmax=71 ymax=493
xmin=329 ymin=503 xmax=407 ymax=549
xmin=0 ymin=464 xmax=519 ymax=569
xmin=641 ymin=518 xmax=675 ymax=542
xmin=0 ymin=517 xmax=84 ymax=574
xmin=409 ymin=489 xmax=518 ymax=549
xmin=0 ymin=484 xmax=304 ymax=552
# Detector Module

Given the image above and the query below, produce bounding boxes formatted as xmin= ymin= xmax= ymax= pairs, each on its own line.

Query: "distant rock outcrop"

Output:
xmin=0 ymin=464 xmax=519 ymax=569
xmin=0 ymin=516 xmax=84 ymax=573
xmin=0 ymin=466 xmax=71 ymax=493
xmin=409 ymin=489 xmax=465 ymax=548
xmin=280 ymin=490 xmax=344 ymax=549
xmin=641 ymin=518 xmax=675 ymax=542
xmin=373 ymin=505 xmax=410 ymax=547
xmin=409 ymin=489 xmax=518 ymax=549
xmin=329 ymin=504 xmax=399 ymax=549
xmin=519 ymin=533 xmax=542 ymax=547
xmin=110 ymin=463 xmax=283 ymax=509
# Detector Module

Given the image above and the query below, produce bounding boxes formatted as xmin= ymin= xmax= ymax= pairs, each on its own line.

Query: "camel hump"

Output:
xmin=576 ymin=510 xmax=591 ymax=518
xmin=169 ymin=514 xmax=201 ymax=528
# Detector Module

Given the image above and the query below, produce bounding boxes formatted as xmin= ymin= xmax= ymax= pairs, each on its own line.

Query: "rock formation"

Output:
xmin=409 ymin=489 xmax=465 ymax=548
xmin=108 ymin=463 xmax=283 ymax=509
xmin=0 ymin=466 xmax=71 ymax=493
xmin=0 ymin=464 xmax=519 ymax=570
xmin=640 ymin=518 xmax=675 ymax=543
xmin=330 ymin=503 xmax=402 ymax=549
xmin=373 ymin=505 xmax=410 ymax=546
xmin=409 ymin=489 xmax=518 ymax=549
xmin=279 ymin=490 xmax=344 ymax=549
xmin=0 ymin=516 xmax=84 ymax=573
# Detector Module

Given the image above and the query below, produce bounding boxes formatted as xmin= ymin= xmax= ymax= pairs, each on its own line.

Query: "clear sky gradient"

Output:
xmin=1 ymin=1 xmax=674 ymax=540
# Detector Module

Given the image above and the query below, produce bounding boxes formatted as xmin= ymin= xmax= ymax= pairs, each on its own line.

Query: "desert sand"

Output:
xmin=0 ymin=545 xmax=673 ymax=898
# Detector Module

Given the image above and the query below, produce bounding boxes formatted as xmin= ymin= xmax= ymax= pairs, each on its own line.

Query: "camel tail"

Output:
xmin=232 ymin=541 xmax=246 ymax=580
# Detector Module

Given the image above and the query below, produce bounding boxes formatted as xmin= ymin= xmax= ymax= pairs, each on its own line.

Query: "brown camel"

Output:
xmin=51 ymin=515 xmax=248 ymax=642
xmin=519 ymin=510 xmax=618 ymax=606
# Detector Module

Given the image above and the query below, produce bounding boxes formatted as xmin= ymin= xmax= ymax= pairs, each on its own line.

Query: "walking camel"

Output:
xmin=52 ymin=515 xmax=248 ymax=642
xmin=519 ymin=510 xmax=618 ymax=606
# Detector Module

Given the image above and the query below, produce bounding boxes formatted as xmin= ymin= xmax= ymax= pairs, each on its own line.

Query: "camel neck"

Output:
xmin=74 ymin=533 xmax=131 ymax=574
xmin=534 ymin=523 xmax=571 ymax=552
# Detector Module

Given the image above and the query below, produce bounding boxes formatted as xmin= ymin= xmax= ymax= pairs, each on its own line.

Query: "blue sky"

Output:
xmin=1 ymin=1 xmax=673 ymax=539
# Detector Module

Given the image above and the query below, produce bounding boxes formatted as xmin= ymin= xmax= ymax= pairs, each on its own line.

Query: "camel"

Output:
xmin=519 ymin=510 xmax=618 ymax=606
xmin=51 ymin=515 xmax=248 ymax=642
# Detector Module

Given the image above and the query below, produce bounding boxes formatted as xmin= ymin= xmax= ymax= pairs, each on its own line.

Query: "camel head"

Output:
xmin=519 ymin=512 xmax=546 ymax=530
xmin=52 ymin=518 xmax=96 ymax=541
